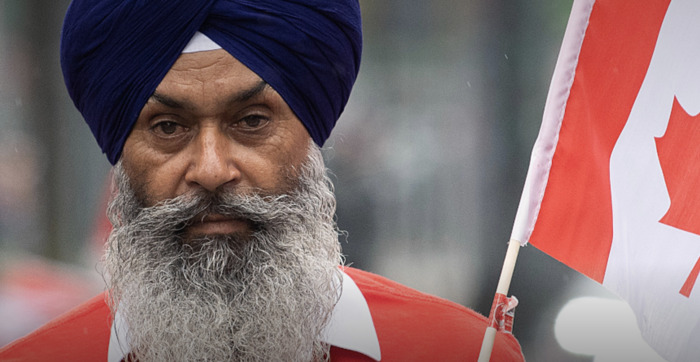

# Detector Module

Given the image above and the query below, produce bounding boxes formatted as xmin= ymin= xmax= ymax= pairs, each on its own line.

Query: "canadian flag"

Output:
xmin=511 ymin=0 xmax=700 ymax=360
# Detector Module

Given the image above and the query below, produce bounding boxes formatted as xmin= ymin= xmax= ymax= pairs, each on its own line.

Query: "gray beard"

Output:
xmin=104 ymin=145 xmax=343 ymax=362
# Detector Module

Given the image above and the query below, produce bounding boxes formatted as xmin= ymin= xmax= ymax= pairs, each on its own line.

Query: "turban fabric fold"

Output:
xmin=60 ymin=0 xmax=363 ymax=165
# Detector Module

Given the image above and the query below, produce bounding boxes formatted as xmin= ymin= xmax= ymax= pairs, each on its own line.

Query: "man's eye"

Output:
xmin=238 ymin=115 xmax=268 ymax=130
xmin=153 ymin=121 xmax=180 ymax=135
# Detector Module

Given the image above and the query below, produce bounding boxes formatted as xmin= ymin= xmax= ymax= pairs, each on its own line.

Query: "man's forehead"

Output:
xmin=170 ymin=33 xmax=254 ymax=88
xmin=147 ymin=79 xmax=271 ymax=113
xmin=155 ymin=50 xmax=273 ymax=106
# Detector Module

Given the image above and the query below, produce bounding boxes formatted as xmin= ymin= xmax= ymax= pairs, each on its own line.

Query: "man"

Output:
xmin=0 ymin=0 xmax=523 ymax=361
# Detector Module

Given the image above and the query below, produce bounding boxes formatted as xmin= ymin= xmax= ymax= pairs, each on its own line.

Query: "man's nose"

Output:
xmin=184 ymin=127 xmax=240 ymax=192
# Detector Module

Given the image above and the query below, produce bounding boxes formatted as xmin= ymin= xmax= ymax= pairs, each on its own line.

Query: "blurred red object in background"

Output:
xmin=0 ymin=254 xmax=102 ymax=346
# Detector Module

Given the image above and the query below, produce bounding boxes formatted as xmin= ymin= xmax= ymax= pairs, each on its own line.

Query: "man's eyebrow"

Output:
xmin=148 ymin=80 xmax=270 ymax=110
xmin=229 ymin=80 xmax=269 ymax=104
xmin=149 ymin=92 xmax=190 ymax=109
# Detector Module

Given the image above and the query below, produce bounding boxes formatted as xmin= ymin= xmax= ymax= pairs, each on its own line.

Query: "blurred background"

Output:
xmin=0 ymin=1 xmax=666 ymax=361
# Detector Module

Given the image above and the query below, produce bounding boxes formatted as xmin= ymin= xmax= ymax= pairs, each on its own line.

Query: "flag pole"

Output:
xmin=477 ymin=238 xmax=521 ymax=362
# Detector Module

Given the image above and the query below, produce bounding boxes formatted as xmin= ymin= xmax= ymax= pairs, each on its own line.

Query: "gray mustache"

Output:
xmin=128 ymin=189 xmax=304 ymax=236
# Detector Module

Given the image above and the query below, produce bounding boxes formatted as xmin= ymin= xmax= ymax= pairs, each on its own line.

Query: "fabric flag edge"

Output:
xmin=510 ymin=0 xmax=595 ymax=246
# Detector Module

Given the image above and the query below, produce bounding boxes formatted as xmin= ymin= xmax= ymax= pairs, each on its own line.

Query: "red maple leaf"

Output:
xmin=656 ymin=96 xmax=700 ymax=235
xmin=655 ymin=96 xmax=700 ymax=297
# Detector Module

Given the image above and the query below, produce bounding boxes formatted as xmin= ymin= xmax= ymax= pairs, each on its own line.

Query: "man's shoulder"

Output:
xmin=0 ymin=292 xmax=112 ymax=361
xmin=342 ymin=267 xmax=524 ymax=361
xmin=344 ymin=266 xmax=482 ymax=314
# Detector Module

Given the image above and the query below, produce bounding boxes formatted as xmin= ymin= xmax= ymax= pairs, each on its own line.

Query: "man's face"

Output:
xmin=109 ymin=50 xmax=341 ymax=361
xmin=121 ymin=49 xmax=311 ymax=236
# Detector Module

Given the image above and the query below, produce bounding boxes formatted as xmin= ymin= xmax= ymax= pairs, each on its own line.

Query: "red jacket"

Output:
xmin=0 ymin=267 xmax=524 ymax=361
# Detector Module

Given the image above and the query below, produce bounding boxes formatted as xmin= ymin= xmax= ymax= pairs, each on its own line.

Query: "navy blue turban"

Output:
xmin=60 ymin=0 xmax=362 ymax=165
